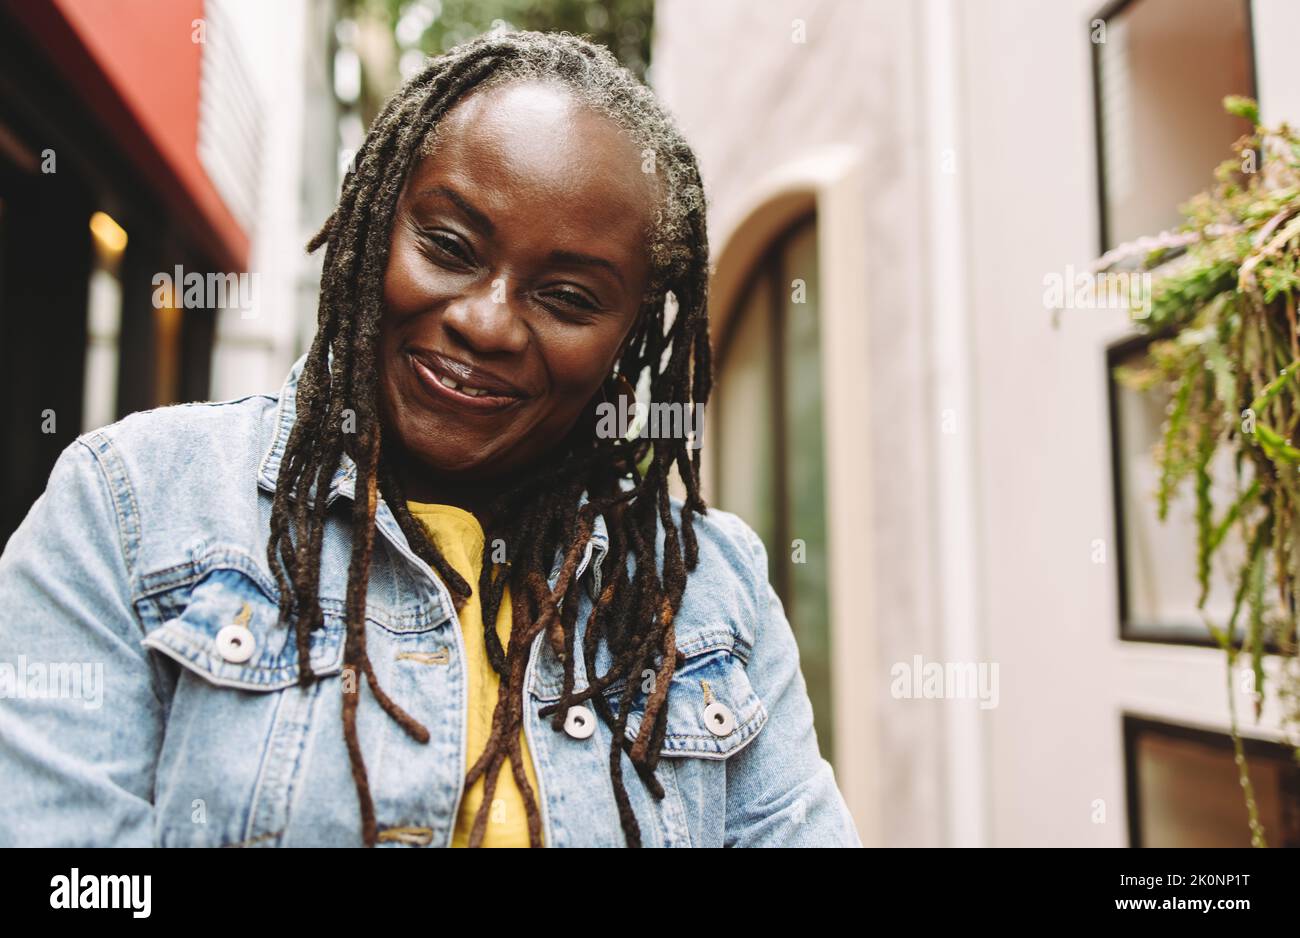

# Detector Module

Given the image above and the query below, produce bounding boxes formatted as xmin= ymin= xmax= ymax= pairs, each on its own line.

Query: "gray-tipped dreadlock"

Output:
xmin=265 ymin=29 xmax=712 ymax=847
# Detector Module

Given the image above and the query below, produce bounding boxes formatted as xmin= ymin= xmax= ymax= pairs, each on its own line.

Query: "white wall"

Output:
xmin=208 ymin=0 xmax=319 ymax=400
xmin=959 ymin=0 xmax=1287 ymax=846
xmin=655 ymin=0 xmax=1293 ymax=846
xmin=654 ymin=0 xmax=949 ymax=847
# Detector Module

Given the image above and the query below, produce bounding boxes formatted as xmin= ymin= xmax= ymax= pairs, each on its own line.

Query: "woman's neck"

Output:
xmin=404 ymin=474 xmax=497 ymax=516
xmin=385 ymin=431 xmax=580 ymax=527
xmin=391 ymin=450 xmax=532 ymax=527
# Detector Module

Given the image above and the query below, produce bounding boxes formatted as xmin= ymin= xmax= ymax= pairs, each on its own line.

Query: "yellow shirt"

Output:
xmin=407 ymin=501 xmax=542 ymax=848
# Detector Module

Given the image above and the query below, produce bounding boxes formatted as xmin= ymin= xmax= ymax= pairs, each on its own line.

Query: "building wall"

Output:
xmin=209 ymin=0 xmax=335 ymax=400
xmin=958 ymin=0 xmax=1125 ymax=849
xmin=655 ymin=0 xmax=1296 ymax=846
xmin=654 ymin=0 xmax=949 ymax=847
xmin=958 ymin=0 xmax=1296 ymax=848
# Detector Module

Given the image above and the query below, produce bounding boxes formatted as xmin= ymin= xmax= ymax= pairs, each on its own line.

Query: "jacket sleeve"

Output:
xmin=0 ymin=436 xmax=163 ymax=846
xmin=723 ymin=521 xmax=862 ymax=847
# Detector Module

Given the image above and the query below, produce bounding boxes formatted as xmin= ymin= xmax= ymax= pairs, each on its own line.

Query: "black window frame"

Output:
xmin=1124 ymin=712 xmax=1300 ymax=847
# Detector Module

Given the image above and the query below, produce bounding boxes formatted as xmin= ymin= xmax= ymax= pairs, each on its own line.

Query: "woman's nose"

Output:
xmin=441 ymin=280 xmax=529 ymax=355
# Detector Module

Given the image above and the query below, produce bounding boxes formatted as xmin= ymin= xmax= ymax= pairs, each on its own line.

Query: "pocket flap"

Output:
xmin=142 ymin=567 xmax=346 ymax=691
xmin=613 ymin=636 xmax=768 ymax=758
xmin=531 ymin=625 xmax=768 ymax=759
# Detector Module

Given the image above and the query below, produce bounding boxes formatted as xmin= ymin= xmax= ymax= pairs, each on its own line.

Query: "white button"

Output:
xmin=704 ymin=700 xmax=736 ymax=736
xmin=216 ymin=624 xmax=256 ymax=663
xmin=563 ymin=705 xmax=596 ymax=740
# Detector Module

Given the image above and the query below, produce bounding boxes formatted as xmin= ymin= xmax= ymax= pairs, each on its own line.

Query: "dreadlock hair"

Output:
xmin=265 ymin=28 xmax=713 ymax=847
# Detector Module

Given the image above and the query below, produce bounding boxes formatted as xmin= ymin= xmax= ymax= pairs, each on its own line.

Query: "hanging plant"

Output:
xmin=1100 ymin=96 xmax=1300 ymax=847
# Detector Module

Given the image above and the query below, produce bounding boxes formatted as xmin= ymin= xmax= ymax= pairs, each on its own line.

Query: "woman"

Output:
xmin=0 ymin=30 xmax=858 ymax=848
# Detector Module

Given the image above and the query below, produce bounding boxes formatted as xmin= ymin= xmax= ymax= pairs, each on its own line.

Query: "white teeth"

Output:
xmin=415 ymin=354 xmax=507 ymax=397
xmin=436 ymin=373 xmax=494 ymax=396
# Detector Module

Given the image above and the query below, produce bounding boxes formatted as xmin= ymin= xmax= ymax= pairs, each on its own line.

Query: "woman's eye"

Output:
xmin=420 ymin=229 xmax=473 ymax=266
xmin=547 ymin=288 xmax=596 ymax=310
xmin=540 ymin=288 xmax=601 ymax=321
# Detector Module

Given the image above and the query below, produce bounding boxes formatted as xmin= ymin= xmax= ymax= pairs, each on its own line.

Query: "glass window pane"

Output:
xmin=1111 ymin=342 xmax=1256 ymax=642
xmin=714 ymin=214 xmax=835 ymax=764
xmin=1095 ymin=0 xmax=1253 ymax=250
xmin=779 ymin=219 xmax=833 ymax=761
xmin=716 ymin=269 xmax=777 ymax=556
xmin=1129 ymin=717 xmax=1300 ymax=847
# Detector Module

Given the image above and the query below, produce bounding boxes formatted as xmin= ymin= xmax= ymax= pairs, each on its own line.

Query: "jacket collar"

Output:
xmin=257 ymin=353 xmax=610 ymax=592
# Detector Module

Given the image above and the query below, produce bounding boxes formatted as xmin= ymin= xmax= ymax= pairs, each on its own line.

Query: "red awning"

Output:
xmin=8 ymin=0 xmax=250 ymax=269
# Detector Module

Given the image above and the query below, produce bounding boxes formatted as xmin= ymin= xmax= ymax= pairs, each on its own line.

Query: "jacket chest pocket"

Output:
xmin=143 ymin=567 xmax=347 ymax=689
xmin=610 ymin=627 xmax=768 ymax=759
xmin=140 ymin=562 xmax=349 ymax=847
xmin=529 ymin=625 xmax=769 ymax=847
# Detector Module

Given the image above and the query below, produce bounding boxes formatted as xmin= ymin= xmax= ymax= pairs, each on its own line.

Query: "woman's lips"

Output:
xmin=407 ymin=351 xmax=526 ymax=414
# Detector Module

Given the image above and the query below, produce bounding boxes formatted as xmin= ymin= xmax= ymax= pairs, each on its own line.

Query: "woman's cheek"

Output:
xmin=544 ymin=313 xmax=627 ymax=372
xmin=542 ymin=332 xmax=619 ymax=413
xmin=383 ymin=233 xmax=444 ymax=318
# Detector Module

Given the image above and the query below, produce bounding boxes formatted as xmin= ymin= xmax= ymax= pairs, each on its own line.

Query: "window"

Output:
xmin=1092 ymin=0 xmax=1255 ymax=252
xmin=1125 ymin=714 xmax=1300 ymax=847
xmin=713 ymin=214 xmax=834 ymax=760
xmin=83 ymin=213 xmax=125 ymax=432
xmin=1106 ymin=337 xmax=1255 ymax=644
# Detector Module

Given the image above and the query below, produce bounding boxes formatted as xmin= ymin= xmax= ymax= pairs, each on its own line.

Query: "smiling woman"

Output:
xmin=0 ymin=29 xmax=860 ymax=849
xmin=379 ymin=78 xmax=658 ymax=485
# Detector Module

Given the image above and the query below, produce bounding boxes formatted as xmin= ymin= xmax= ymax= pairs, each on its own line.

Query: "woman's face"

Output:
xmin=378 ymin=79 xmax=657 ymax=493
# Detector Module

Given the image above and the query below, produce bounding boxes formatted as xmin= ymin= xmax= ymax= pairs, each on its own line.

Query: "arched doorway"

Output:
xmin=712 ymin=211 xmax=833 ymax=761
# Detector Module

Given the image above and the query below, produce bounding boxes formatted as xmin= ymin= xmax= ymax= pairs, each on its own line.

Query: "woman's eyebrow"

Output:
xmin=414 ymin=185 xmax=495 ymax=236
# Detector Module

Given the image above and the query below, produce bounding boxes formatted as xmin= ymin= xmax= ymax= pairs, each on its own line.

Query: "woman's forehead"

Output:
xmin=412 ymin=80 xmax=657 ymax=228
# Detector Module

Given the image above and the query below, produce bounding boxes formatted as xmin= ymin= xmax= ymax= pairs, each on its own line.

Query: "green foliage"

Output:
xmin=340 ymin=0 xmax=654 ymax=117
xmin=1107 ymin=98 xmax=1300 ymax=843
xmin=1225 ymin=95 xmax=1261 ymax=124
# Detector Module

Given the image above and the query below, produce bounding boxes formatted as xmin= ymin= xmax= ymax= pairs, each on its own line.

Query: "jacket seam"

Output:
xmin=76 ymin=434 xmax=142 ymax=613
xmin=75 ymin=433 xmax=170 ymax=713
xmin=740 ymin=521 xmax=769 ymax=664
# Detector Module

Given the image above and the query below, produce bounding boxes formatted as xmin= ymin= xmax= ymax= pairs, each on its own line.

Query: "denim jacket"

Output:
xmin=0 ymin=354 xmax=860 ymax=847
